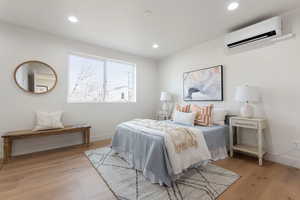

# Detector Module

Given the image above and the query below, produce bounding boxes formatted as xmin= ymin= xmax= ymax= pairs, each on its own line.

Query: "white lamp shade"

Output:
xmin=160 ymin=92 xmax=171 ymax=101
xmin=235 ymin=85 xmax=260 ymax=103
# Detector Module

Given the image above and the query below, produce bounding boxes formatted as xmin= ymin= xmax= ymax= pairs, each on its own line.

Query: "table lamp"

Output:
xmin=160 ymin=92 xmax=171 ymax=114
xmin=235 ymin=85 xmax=260 ymax=118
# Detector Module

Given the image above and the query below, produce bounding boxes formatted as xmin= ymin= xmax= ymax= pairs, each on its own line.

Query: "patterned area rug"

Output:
xmin=85 ymin=147 xmax=239 ymax=200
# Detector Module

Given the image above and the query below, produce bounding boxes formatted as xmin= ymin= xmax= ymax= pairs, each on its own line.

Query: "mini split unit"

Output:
xmin=225 ymin=16 xmax=293 ymax=48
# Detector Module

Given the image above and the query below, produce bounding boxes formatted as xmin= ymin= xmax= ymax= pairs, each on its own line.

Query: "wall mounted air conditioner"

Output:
xmin=225 ymin=16 xmax=282 ymax=48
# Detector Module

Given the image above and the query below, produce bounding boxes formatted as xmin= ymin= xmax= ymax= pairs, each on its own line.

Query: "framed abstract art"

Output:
xmin=183 ymin=65 xmax=223 ymax=101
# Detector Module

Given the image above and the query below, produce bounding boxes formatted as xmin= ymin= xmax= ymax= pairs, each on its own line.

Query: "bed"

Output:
xmin=111 ymin=120 xmax=229 ymax=186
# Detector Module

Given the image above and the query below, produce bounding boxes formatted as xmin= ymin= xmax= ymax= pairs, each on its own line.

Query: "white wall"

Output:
xmin=158 ymin=9 xmax=300 ymax=168
xmin=0 ymin=22 xmax=158 ymax=157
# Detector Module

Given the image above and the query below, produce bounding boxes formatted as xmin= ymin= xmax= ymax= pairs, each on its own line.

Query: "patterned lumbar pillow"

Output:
xmin=190 ymin=104 xmax=213 ymax=126
xmin=33 ymin=111 xmax=64 ymax=131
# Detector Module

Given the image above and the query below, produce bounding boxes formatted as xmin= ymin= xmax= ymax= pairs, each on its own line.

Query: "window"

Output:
xmin=68 ymin=54 xmax=136 ymax=103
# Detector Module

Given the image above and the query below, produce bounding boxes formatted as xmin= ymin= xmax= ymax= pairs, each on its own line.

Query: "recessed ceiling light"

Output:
xmin=68 ymin=16 xmax=79 ymax=23
xmin=227 ymin=2 xmax=239 ymax=11
xmin=152 ymin=43 xmax=159 ymax=49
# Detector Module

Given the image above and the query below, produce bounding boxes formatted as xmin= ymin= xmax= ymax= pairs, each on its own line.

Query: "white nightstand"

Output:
xmin=229 ymin=117 xmax=267 ymax=166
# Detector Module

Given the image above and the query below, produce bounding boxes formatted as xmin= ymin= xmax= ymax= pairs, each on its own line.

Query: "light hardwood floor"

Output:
xmin=0 ymin=140 xmax=299 ymax=200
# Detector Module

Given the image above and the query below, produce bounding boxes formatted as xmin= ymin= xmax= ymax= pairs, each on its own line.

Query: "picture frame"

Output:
xmin=183 ymin=65 xmax=224 ymax=101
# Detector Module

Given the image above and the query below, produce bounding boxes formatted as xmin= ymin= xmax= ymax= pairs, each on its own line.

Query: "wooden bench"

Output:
xmin=2 ymin=124 xmax=91 ymax=163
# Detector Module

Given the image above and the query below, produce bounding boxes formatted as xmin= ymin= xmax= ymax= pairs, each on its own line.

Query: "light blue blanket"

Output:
xmin=111 ymin=121 xmax=229 ymax=186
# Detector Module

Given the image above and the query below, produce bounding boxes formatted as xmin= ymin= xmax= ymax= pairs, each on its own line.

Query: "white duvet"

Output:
xmin=124 ymin=121 xmax=212 ymax=175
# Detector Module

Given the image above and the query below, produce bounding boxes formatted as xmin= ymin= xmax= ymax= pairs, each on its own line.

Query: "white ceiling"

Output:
xmin=0 ymin=0 xmax=299 ymax=60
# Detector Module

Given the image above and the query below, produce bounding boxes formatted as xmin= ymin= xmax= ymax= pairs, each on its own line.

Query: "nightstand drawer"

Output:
xmin=231 ymin=119 xmax=258 ymax=129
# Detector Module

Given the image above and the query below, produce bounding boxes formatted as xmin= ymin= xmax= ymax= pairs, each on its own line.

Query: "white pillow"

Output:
xmin=33 ymin=111 xmax=64 ymax=131
xmin=173 ymin=111 xmax=196 ymax=126
xmin=213 ymin=109 xmax=227 ymax=125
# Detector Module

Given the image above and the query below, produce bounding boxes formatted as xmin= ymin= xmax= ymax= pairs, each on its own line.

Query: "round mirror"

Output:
xmin=14 ymin=61 xmax=57 ymax=94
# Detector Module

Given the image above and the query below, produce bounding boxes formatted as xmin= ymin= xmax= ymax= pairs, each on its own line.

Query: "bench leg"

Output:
xmin=86 ymin=129 xmax=90 ymax=146
xmin=3 ymin=138 xmax=12 ymax=163
xmin=82 ymin=131 xmax=86 ymax=145
xmin=82 ymin=129 xmax=90 ymax=146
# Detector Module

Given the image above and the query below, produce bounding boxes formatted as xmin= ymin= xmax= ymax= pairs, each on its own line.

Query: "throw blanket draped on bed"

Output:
xmin=129 ymin=119 xmax=198 ymax=153
xmin=123 ymin=119 xmax=212 ymax=175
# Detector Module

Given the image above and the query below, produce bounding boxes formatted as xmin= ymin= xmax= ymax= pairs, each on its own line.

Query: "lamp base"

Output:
xmin=240 ymin=103 xmax=254 ymax=118
xmin=161 ymin=102 xmax=169 ymax=117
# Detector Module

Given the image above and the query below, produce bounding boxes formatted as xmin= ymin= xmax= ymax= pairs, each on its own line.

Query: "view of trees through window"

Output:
xmin=68 ymin=54 xmax=136 ymax=103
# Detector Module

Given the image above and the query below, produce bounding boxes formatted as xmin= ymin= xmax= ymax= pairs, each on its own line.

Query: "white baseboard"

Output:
xmin=0 ymin=138 xmax=4 ymax=159
xmin=1 ymin=135 xmax=298 ymax=169
xmin=91 ymin=135 xmax=112 ymax=142
xmin=265 ymin=153 xmax=300 ymax=169
xmin=0 ymin=139 xmax=3 ymax=159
